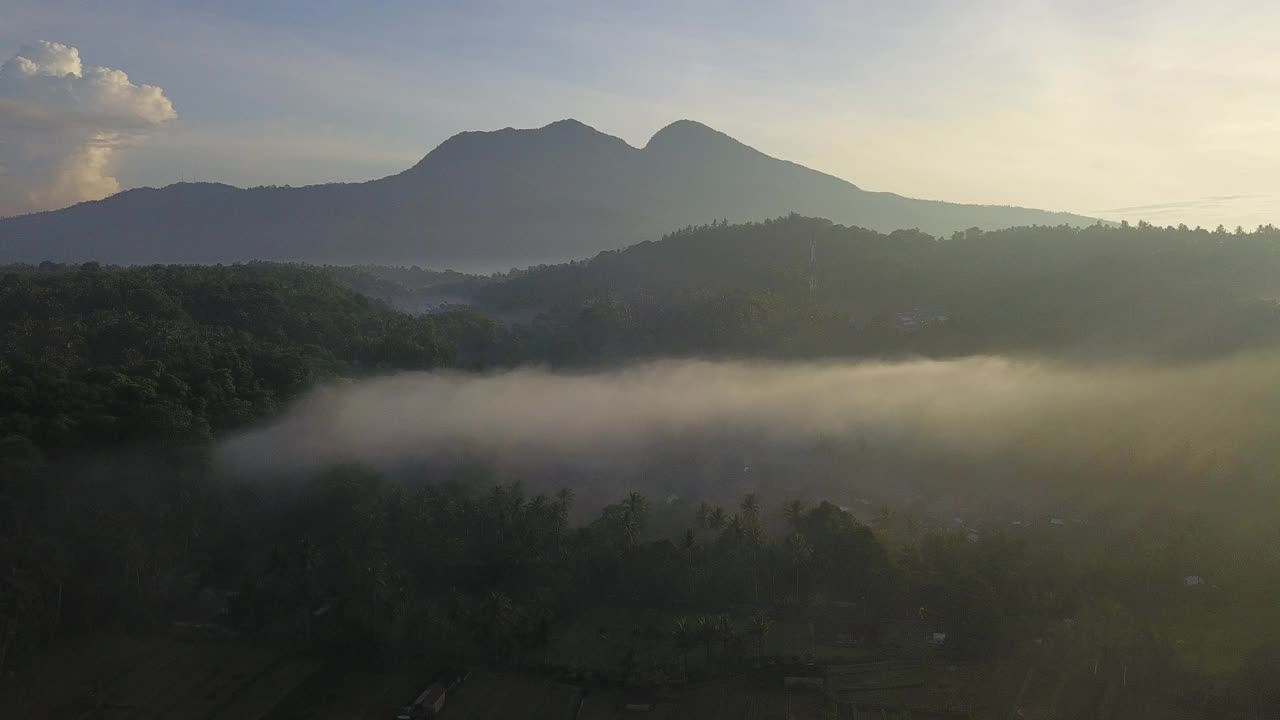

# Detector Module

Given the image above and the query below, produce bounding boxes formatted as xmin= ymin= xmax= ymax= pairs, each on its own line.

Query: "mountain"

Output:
xmin=0 ymin=119 xmax=1098 ymax=270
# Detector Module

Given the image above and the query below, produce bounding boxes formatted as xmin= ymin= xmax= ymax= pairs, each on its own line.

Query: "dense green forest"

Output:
xmin=0 ymin=262 xmax=508 ymax=455
xmin=470 ymin=215 xmax=1280 ymax=360
xmin=5 ymin=235 xmax=1280 ymax=718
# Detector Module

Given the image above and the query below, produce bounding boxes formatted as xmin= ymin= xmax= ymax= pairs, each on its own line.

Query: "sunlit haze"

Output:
xmin=3 ymin=0 xmax=1278 ymax=228
xmin=11 ymin=4 xmax=1280 ymax=716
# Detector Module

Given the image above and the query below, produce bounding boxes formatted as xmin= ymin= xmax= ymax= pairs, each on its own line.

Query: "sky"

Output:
xmin=2 ymin=0 xmax=1278 ymax=227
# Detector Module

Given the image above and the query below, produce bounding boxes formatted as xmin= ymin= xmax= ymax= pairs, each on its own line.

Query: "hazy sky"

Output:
xmin=3 ymin=0 xmax=1278 ymax=227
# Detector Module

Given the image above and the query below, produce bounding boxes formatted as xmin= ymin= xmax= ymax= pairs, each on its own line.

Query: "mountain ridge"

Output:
xmin=0 ymin=119 xmax=1098 ymax=270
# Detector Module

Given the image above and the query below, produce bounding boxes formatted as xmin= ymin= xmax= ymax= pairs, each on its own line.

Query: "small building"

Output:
xmin=1184 ymin=575 xmax=1204 ymax=587
xmin=930 ymin=632 xmax=947 ymax=646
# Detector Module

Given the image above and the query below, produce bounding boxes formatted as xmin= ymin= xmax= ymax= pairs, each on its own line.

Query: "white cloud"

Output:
xmin=0 ymin=41 xmax=176 ymax=216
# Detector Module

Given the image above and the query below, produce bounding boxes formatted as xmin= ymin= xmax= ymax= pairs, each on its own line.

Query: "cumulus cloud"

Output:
xmin=0 ymin=41 xmax=176 ymax=216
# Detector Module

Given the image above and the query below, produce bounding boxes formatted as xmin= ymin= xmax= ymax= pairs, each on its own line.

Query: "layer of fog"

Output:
xmin=218 ymin=355 xmax=1280 ymax=494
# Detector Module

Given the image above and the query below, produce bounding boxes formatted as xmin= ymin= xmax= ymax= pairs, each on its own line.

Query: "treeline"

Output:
xmin=476 ymin=215 xmax=1280 ymax=359
xmin=314 ymin=215 xmax=1280 ymax=363
xmin=226 ymin=473 xmax=1071 ymax=666
xmin=0 ymin=262 xmax=1026 ymax=679
xmin=0 ymin=262 xmax=506 ymax=457
xmin=0 ymin=262 xmax=500 ymax=674
xmin=3 ymin=252 xmax=1280 ymax=715
xmin=322 ymin=264 xmax=489 ymax=311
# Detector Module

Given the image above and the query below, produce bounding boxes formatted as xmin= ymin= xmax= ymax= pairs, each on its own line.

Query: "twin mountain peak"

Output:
xmin=0 ymin=119 xmax=1095 ymax=270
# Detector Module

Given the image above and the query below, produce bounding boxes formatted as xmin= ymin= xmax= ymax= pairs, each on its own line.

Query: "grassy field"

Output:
xmin=529 ymin=601 xmax=931 ymax=679
xmin=574 ymin=680 xmax=836 ymax=720
xmin=437 ymin=669 xmax=583 ymax=720
xmin=264 ymin=665 xmax=440 ymax=720
xmin=531 ymin=606 xmax=682 ymax=672
xmin=1 ymin=617 xmax=1225 ymax=720
xmin=0 ymin=632 xmax=322 ymax=720
xmin=0 ymin=632 xmax=161 ymax=719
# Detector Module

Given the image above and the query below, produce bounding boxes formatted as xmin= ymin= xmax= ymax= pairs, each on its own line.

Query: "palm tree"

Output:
xmin=695 ymin=615 xmax=717 ymax=666
xmin=476 ymin=590 xmax=518 ymax=658
xmin=554 ymin=487 xmax=574 ymax=522
xmin=678 ymin=529 xmax=702 ymax=600
xmin=786 ymin=532 xmax=814 ymax=601
xmin=621 ymin=492 xmax=649 ymax=547
xmin=748 ymin=613 xmax=774 ymax=657
xmin=672 ymin=617 xmax=697 ymax=678
xmin=783 ymin=500 xmax=806 ymax=531
xmin=737 ymin=495 xmax=765 ymax=602
xmin=707 ymin=506 xmax=727 ymax=532
xmin=552 ymin=488 xmax=573 ymax=558
xmin=714 ymin=614 xmax=737 ymax=656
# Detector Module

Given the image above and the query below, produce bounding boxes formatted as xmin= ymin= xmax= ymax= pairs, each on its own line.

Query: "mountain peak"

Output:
xmin=1 ymin=116 xmax=1100 ymax=269
xmin=406 ymin=118 xmax=630 ymax=175
xmin=532 ymin=119 xmax=635 ymax=151
xmin=645 ymin=119 xmax=742 ymax=151
xmin=433 ymin=118 xmax=617 ymax=148
xmin=540 ymin=118 xmax=596 ymax=134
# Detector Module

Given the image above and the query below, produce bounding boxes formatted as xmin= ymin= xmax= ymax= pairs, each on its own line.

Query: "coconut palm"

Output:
xmin=695 ymin=615 xmax=717 ymax=665
xmin=714 ymin=614 xmax=737 ymax=655
xmin=786 ymin=532 xmax=814 ymax=601
xmin=672 ymin=617 xmax=697 ymax=678
xmin=783 ymin=499 xmax=806 ymax=531
xmin=621 ymin=492 xmax=649 ymax=548
xmin=748 ymin=613 xmax=775 ymax=657
xmin=707 ymin=506 xmax=727 ymax=531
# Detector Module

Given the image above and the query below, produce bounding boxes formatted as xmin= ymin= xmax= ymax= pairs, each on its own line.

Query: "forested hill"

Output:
xmin=7 ymin=247 xmax=1280 ymax=718
xmin=471 ymin=215 xmax=1280 ymax=359
xmin=0 ymin=263 xmax=502 ymax=458
xmin=0 ymin=119 xmax=1094 ymax=270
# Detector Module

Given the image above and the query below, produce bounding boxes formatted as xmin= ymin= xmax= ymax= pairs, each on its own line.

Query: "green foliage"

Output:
xmin=0 ymin=262 xmax=498 ymax=457
xmin=0 ymin=261 xmax=507 ymax=673
xmin=482 ymin=215 xmax=1280 ymax=362
xmin=7 ymin=225 xmax=1280 ymax=716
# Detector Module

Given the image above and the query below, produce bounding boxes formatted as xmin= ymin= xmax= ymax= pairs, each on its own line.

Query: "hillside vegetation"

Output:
xmin=5 ymin=231 xmax=1280 ymax=718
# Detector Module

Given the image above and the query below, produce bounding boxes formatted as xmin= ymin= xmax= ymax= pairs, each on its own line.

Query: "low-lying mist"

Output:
xmin=218 ymin=354 xmax=1280 ymax=513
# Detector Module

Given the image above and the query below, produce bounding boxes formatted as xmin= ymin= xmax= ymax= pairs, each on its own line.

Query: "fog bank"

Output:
xmin=218 ymin=355 xmax=1280 ymax=482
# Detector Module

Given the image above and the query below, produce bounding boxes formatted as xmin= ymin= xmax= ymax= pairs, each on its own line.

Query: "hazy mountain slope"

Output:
xmin=0 ymin=119 xmax=1097 ymax=270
